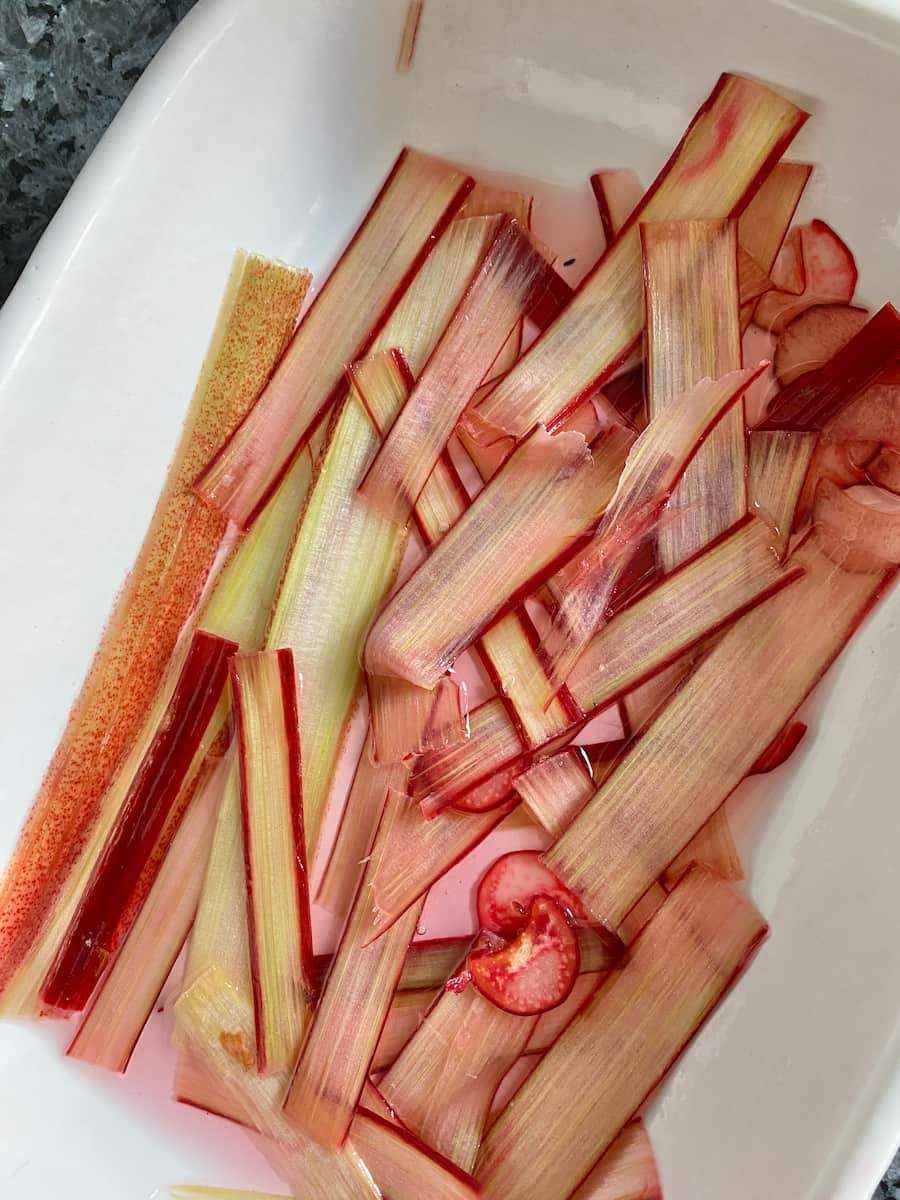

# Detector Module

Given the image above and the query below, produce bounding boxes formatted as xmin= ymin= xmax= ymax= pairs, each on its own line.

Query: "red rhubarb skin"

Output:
xmin=0 ymin=257 xmax=308 ymax=1001
xmin=40 ymin=631 xmax=237 ymax=1012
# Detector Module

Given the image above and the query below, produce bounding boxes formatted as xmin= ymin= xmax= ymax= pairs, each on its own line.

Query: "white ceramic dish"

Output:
xmin=3 ymin=0 xmax=900 ymax=1196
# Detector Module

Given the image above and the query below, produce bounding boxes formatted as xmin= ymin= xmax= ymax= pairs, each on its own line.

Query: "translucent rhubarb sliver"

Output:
xmin=469 ymin=74 xmax=808 ymax=443
xmin=564 ymin=515 xmax=802 ymax=714
xmin=764 ymin=304 xmax=900 ymax=430
xmin=350 ymin=1108 xmax=482 ymax=1200
xmin=367 ymin=425 xmax=618 ymax=689
xmin=643 ymin=219 xmax=744 ymax=572
xmin=366 ymin=789 xmax=518 ymax=939
xmin=0 ymin=254 xmax=307 ymax=1014
xmin=460 ymin=184 xmax=533 ymax=227
xmin=748 ymin=429 xmax=818 ymax=557
xmin=570 ymin=1119 xmax=662 ymax=1200
xmin=590 ymin=170 xmax=643 ymax=244
xmin=372 ymin=986 xmax=435 ymax=1072
xmin=173 ymin=967 xmax=384 ymax=1200
xmin=620 ymin=657 xmax=694 ymax=737
xmin=40 ymin=631 xmax=237 ymax=1012
xmin=67 ymin=757 xmax=224 ymax=1072
xmin=476 ymin=867 xmax=767 ymax=1200
xmin=514 ymin=749 xmax=595 ymax=838
xmin=359 ymin=218 xmax=561 ymax=525
xmin=540 ymin=365 xmax=766 ymax=684
xmin=317 ymin=733 xmax=405 ymax=924
xmin=381 ymin=985 xmax=537 ymax=1171
xmin=545 ymin=535 xmax=891 ymax=928
xmin=749 ymin=720 xmax=808 ymax=774
xmin=662 ymin=806 xmax=743 ymax=890
xmin=195 ymin=151 xmax=473 ymax=527
xmin=616 ymin=883 xmax=668 ymax=946
xmin=283 ymin=789 xmax=425 ymax=1146
xmin=395 ymin=0 xmax=423 ymax=72
xmin=738 ymin=161 xmax=812 ymax=276
xmin=230 ymin=650 xmax=313 ymax=1074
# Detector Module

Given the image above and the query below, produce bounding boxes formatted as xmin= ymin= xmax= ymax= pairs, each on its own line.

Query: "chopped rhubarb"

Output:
xmin=413 ymin=698 xmax=525 ymax=815
xmin=372 ymin=986 xmax=435 ymax=1072
xmin=545 ymin=534 xmax=891 ymax=928
xmin=460 ymin=184 xmax=533 ymax=227
xmin=316 ymin=732 xmax=405 ymax=924
xmin=642 ymin=219 xmax=744 ymax=572
xmin=756 ymin=219 xmax=858 ymax=333
xmin=749 ymin=720 xmax=809 ymax=774
xmin=195 ymin=151 xmax=473 ymax=526
xmin=368 ymin=672 xmax=469 ymax=764
xmin=380 ymin=984 xmax=537 ymax=1171
xmin=569 ymin=1120 xmax=663 ymax=1200
xmin=476 ymin=850 xmax=587 ymax=935
xmin=814 ymin=479 xmax=900 ymax=571
xmin=349 ymin=1108 xmax=483 ymax=1200
xmin=541 ymin=365 xmax=764 ymax=683
xmin=738 ymin=161 xmax=812 ymax=277
xmin=590 ymin=169 xmax=643 ymax=244
xmin=662 ymin=807 xmax=743 ymax=889
xmin=468 ymin=75 xmax=807 ymax=444
xmin=366 ymin=425 xmax=615 ymax=689
xmin=0 ymin=253 xmax=307 ymax=1016
xmin=41 ymin=630 xmax=237 ymax=1012
xmin=513 ymin=749 xmax=594 ymax=838
xmin=616 ymin=883 xmax=668 ymax=946
xmin=764 ymin=304 xmax=900 ymax=430
xmin=475 ymin=868 xmax=766 ymax=1199
xmin=775 ymin=303 xmax=870 ymax=386
xmin=67 ymin=756 xmax=224 ymax=1072
xmin=283 ymin=789 xmax=424 ymax=1146
xmin=748 ymin=429 xmax=818 ymax=557
xmin=230 ymin=649 xmax=313 ymax=1074
xmin=468 ymin=896 xmax=581 ymax=1016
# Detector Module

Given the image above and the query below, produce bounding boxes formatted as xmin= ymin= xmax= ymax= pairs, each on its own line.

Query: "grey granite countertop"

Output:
xmin=0 ymin=3 xmax=899 ymax=1197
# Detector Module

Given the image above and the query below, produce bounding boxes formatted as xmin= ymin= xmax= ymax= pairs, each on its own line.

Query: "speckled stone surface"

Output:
xmin=1 ymin=2 xmax=900 ymax=1196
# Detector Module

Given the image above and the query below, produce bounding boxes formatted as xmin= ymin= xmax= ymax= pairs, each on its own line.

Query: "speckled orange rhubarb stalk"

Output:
xmin=0 ymin=252 xmax=309 ymax=1012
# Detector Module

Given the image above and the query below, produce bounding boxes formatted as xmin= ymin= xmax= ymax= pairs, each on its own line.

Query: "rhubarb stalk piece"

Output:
xmin=0 ymin=253 xmax=308 ymax=1016
xmin=381 ymin=984 xmax=537 ymax=1172
xmin=41 ymin=630 xmax=238 ymax=1012
xmin=590 ymin=170 xmax=643 ymax=244
xmin=642 ymin=219 xmax=744 ymax=571
xmin=738 ymin=161 xmax=812 ymax=278
xmin=475 ymin=867 xmax=767 ymax=1200
xmin=67 ymin=755 xmax=225 ymax=1072
xmin=366 ymin=424 xmax=624 ymax=689
xmin=195 ymin=151 xmax=473 ymax=526
xmin=662 ymin=806 xmax=743 ymax=889
xmin=513 ymin=749 xmax=594 ymax=838
xmin=569 ymin=1120 xmax=662 ymax=1200
xmin=749 ymin=429 xmax=818 ymax=557
xmin=349 ymin=1108 xmax=483 ymax=1200
xmin=468 ymin=74 xmax=807 ymax=444
xmin=283 ymin=789 xmax=425 ymax=1147
xmin=231 ymin=649 xmax=313 ymax=1074
xmin=359 ymin=218 xmax=560 ymax=525
xmin=545 ymin=534 xmax=891 ymax=928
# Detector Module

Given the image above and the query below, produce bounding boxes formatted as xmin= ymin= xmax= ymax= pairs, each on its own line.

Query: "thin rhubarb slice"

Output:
xmin=569 ymin=1120 xmax=663 ymax=1200
xmin=174 ymin=967 xmax=384 ymax=1200
xmin=267 ymin=218 xmax=504 ymax=861
xmin=814 ymin=479 xmax=900 ymax=571
xmin=468 ymin=74 xmax=807 ymax=444
xmin=764 ymin=304 xmax=900 ymax=430
xmin=774 ymin=303 xmax=870 ymax=386
xmin=316 ymin=732 xmax=405 ymax=924
xmin=467 ymin=897 xmax=581 ymax=1016
xmin=513 ymin=749 xmax=594 ymax=838
xmin=756 ymin=219 xmax=858 ymax=333
xmin=662 ymin=806 xmax=743 ymax=889
xmin=616 ymin=883 xmax=669 ymax=946
xmin=475 ymin=867 xmax=766 ymax=1200
xmin=230 ymin=649 xmax=313 ymax=1074
xmin=366 ymin=425 xmax=622 ymax=689
xmin=359 ymin=217 xmax=559 ymax=524
xmin=349 ymin=1108 xmax=482 ymax=1200
xmin=590 ymin=169 xmax=643 ymax=244
xmin=380 ymin=983 xmax=537 ymax=1171
xmin=749 ymin=429 xmax=818 ymax=557
xmin=642 ymin=219 xmax=744 ymax=572
xmin=750 ymin=720 xmax=809 ymax=774
xmin=541 ymin=365 xmax=763 ymax=683
xmin=283 ymin=789 xmax=425 ymax=1146
xmin=0 ymin=253 xmax=307 ymax=1016
xmin=40 ymin=630 xmax=237 ymax=1012
xmin=460 ymin=184 xmax=533 ymax=226
xmin=412 ymin=698 xmax=525 ymax=815
xmin=67 ymin=755 xmax=224 ymax=1072
xmin=545 ymin=534 xmax=891 ymax=928
xmin=372 ymin=986 xmax=436 ymax=1071
xmin=195 ymin=151 xmax=473 ymax=526
xmin=367 ymin=672 xmax=469 ymax=764
xmin=738 ymin=161 xmax=812 ymax=277
xmin=395 ymin=0 xmax=423 ymax=72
